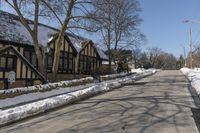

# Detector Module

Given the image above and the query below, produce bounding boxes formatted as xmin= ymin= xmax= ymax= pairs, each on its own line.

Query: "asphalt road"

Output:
xmin=0 ymin=70 xmax=199 ymax=133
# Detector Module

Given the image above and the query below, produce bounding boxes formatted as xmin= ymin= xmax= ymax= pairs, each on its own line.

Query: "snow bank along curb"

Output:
xmin=0 ymin=77 xmax=94 ymax=95
xmin=99 ymin=68 xmax=157 ymax=81
xmin=0 ymin=72 xmax=141 ymax=96
xmin=100 ymin=72 xmax=133 ymax=81
xmin=180 ymin=68 xmax=200 ymax=94
xmin=0 ymin=70 xmax=156 ymax=126
xmin=0 ymin=72 xmax=135 ymax=95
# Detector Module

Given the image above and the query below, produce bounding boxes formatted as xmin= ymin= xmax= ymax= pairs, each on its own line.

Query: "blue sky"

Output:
xmin=140 ymin=0 xmax=200 ymax=57
xmin=2 ymin=0 xmax=200 ymax=57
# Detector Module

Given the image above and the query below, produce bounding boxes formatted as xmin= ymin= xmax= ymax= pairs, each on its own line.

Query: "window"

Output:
xmin=58 ymin=51 xmax=74 ymax=73
xmin=94 ymin=58 xmax=97 ymax=69
xmin=68 ymin=53 xmax=73 ymax=70
xmin=47 ymin=49 xmax=53 ymax=72
xmin=0 ymin=55 xmax=16 ymax=71
xmin=69 ymin=60 xmax=73 ymax=69
xmin=0 ymin=57 xmax=6 ymax=68
xmin=79 ymin=55 xmax=84 ymax=70
xmin=24 ymin=49 xmax=38 ymax=68
xmin=32 ymin=53 xmax=37 ymax=67
xmin=58 ymin=57 xmax=63 ymax=69
xmin=7 ymin=58 xmax=14 ymax=69
xmin=64 ymin=58 xmax=68 ymax=69
xmin=24 ymin=50 xmax=30 ymax=60
xmin=47 ymin=56 xmax=53 ymax=67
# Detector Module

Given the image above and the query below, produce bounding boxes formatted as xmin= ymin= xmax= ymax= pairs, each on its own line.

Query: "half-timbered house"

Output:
xmin=0 ymin=10 xmax=108 ymax=89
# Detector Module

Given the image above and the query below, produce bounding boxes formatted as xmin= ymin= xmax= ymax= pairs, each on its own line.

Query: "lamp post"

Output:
xmin=189 ymin=28 xmax=193 ymax=69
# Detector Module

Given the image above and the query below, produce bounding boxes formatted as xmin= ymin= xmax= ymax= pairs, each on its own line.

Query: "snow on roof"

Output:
xmin=67 ymin=33 xmax=86 ymax=53
xmin=0 ymin=11 xmax=57 ymax=46
xmin=96 ymin=46 xmax=108 ymax=60
xmin=0 ymin=10 xmax=108 ymax=59
xmin=102 ymin=61 xmax=115 ymax=65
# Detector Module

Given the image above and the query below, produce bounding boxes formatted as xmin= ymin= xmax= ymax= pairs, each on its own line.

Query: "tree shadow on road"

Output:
xmin=0 ymin=71 xmax=198 ymax=133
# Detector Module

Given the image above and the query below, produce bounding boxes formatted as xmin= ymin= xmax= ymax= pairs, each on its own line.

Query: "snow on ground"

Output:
xmin=0 ymin=69 xmax=156 ymax=126
xmin=0 ymin=73 xmax=139 ymax=109
xmin=180 ymin=67 xmax=200 ymax=94
xmin=131 ymin=68 xmax=145 ymax=73
xmin=0 ymin=83 xmax=94 ymax=109
xmin=0 ymin=77 xmax=93 ymax=95
xmin=100 ymin=72 xmax=131 ymax=80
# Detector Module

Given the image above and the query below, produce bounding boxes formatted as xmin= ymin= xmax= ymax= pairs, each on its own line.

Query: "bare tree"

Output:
xmin=192 ymin=48 xmax=200 ymax=67
xmin=41 ymin=0 xmax=101 ymax=81
xmin=157 ymin=53 xmax=177 ymax=70
xmin=147 ymin=47 xmax=163 ymax=68
xmin=4 ymin=0 xmax=47 ymax=79
xmin=91 ymin=0 xmax=142 ymax=73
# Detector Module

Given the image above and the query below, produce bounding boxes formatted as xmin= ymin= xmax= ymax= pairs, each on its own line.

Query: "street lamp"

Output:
xmin=183 ymin=19 xmax=200 ymax=24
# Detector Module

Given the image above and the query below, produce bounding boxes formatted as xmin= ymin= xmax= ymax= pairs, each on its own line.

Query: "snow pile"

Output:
xmin=0 ymin=77 xmax=93 ymax=95
xmin=100 ymin=72 xmax=133 ymax=81
xmin=180 ymin=67 xmax=200 ymax=94
xmin=0 ymin=69 xmax=156 ymax=126
xmin=0 ymin=85 xmax=103 ymax=126
xmin=131 ymin=68 xmax=144 ymax=73
xmin=0 ymin=81 xmax=120 ymax=126
xmin=0 ymin=69 xmax=156 ymax=96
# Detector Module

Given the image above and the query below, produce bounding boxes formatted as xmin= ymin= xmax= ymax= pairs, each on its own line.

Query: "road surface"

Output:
xmin=0 ymin=70 xmax=199 ymax=133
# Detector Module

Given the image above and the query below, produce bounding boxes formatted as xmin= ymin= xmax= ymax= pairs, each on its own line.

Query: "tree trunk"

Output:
xmin=52 ymin=37 xmax=62 ymax=81
xmin=32 ymin=39 xmax=46 ymax=78
xmin=107 ymin=28 xmax=112 ymax=74
xmin=51 ymin=0 xmax=75 ymax=82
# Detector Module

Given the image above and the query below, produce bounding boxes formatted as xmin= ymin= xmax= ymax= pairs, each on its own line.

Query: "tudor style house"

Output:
xmin=0 ymin=11 xmax=108 ymax=89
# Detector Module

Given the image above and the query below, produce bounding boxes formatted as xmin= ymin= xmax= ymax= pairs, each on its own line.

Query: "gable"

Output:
xmin=0 ymin=46 xmax=46 ymax=82
xmin=47 ymin=35 xmax=77 ymax=55
xmin=0 ymin=10 xmax=108 ymax=60
xmin=79 ymin=41 xmax=97 ymax=57
xmin=79 ymin=41 xmax=108 ymax=60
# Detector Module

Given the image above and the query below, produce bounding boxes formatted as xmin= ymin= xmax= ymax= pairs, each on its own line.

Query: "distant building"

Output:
xmin=0 ymin=11 xmax=108 ymax=89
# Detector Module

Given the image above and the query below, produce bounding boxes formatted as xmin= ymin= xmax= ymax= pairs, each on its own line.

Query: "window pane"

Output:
xmin=48 ymin=56 xmax=53 ymax=67
xmin=24 ymin=51 xmax=30 ymax=60
xmin=32 ymin=54 xmax=37 ymax=67
xmin=69 ymin=59 xmax=73 ymax=69
xmin=0 ymin=57 xmax=6 ymax=68
xmin=69 ymin=54 xmax=73 ymax=59
xmin=64 ymin=59 xmax=68 ymax=69
xmin=91 ymin=62 xmax=93 ymax=69
xmin=64 ymin=52 xmax=68 ymax=58
xmin=84 ymin=61 xmax=87 ymax=69
xmin=7 ymin=58 xmax=13 ymax=69
xmin=59 ymin=58 xmax=63 ymax=68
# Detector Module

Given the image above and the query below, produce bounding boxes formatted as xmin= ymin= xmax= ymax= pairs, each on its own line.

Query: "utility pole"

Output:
xmin=189 ymin=28 xmax=193 ymax=69
xmin=183 ymin=46 xmax=187 ymax=67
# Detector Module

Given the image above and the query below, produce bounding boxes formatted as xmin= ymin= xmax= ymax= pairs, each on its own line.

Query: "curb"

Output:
xmin=0 ymin=71 xmax=156 ymax=127
xmin=188 ymin=84 xmax=200 ymax=108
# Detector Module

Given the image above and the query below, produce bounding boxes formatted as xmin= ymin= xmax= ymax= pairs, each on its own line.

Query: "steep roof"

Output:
xmin=96 ymin=46 xmax=108 ymax=60
xmin=0 ymin=10 xmax=108 ymax=60
xmin=0 ymin=11 xmax=57 ymax=46
xmin=67 ymin=33 xmax=88 ymax=53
